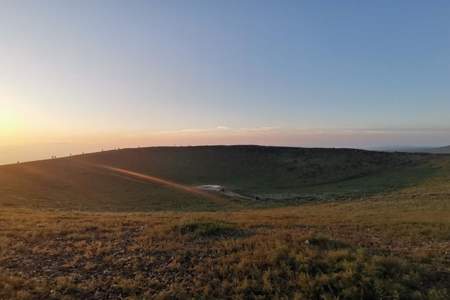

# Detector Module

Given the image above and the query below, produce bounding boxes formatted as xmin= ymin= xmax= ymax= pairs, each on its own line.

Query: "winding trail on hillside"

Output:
xmin=91 ymin=163 xmax=228 ymax=205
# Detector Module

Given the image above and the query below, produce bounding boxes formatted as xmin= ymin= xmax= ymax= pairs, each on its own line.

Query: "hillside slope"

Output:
xmin=0 ymin=145 xmax=441 ymax=211
xmin=1 ymin=147 xmax=449 ymax=298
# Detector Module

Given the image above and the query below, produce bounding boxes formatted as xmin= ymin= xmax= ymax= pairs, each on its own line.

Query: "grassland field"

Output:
xmin=0 ymin=146 xmax=449 ymax=299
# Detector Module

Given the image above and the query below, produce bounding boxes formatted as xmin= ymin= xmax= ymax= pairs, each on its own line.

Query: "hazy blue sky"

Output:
xmin=1 ymin=0 xmax=449 ymax=161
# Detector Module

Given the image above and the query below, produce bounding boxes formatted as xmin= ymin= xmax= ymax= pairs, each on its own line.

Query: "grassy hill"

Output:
xmin=0 ymin=145 xmax=439 ymax=211
xmin=0 ymin=146 xmax=449 ymax=298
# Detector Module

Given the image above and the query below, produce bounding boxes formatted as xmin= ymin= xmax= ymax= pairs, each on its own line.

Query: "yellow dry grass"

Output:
xmin=1 ymin=185 xmax=449 ymax=299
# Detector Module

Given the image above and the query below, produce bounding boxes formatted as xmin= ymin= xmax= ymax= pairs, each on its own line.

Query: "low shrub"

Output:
xmin=175 ymin=220 xmax=242 ymax=239
xmin=305 ymin=234 xmax=350 ymax=250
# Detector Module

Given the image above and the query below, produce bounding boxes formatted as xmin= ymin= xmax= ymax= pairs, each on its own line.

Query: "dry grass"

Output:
xmin=0 ymin=186 xmax=449 ymax=299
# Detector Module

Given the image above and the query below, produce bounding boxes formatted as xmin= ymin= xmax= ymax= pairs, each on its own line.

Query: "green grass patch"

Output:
xmin=176 ymin=220 xmax=242 ymax=238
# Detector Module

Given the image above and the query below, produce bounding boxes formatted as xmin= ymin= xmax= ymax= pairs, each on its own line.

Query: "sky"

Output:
xmin=1 ymin=0 xmax=450 ymax=163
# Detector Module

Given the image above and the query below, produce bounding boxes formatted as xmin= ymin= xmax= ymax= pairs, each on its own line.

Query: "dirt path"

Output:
xmin=93 ymin=164 xmax=229 ymax=206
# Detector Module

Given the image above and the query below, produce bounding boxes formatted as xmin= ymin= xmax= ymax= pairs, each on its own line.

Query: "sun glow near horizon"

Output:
xmin=0 ymin=108 xmax=22 ymax=141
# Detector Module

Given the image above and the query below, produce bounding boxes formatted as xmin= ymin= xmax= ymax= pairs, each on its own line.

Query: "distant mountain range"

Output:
xmin=374 ymin=145 xmax=450 ymax=154
xmin=426 ymin=146 xmax=450 ymax=153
